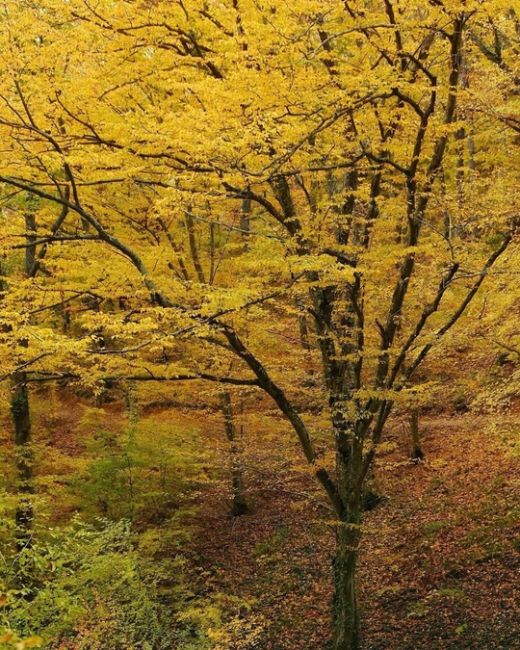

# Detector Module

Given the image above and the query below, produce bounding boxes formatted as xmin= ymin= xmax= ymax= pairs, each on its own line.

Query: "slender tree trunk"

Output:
xmin=240 ymin=195 xmax=251 ymax=251
xmin=185 ymin=210 xmax=206 ymax=284
xmin=410 ymin=407 xmax=424 ymax=461
xmin=334 ymin=524 xmax=361 ymax=650
xmin=220 ymin=391 xmax=249 ymax=516
xmin=123 ymin=384 xmax=139 ymax=520
xmin=297 ymin=307 xmax=311 ymax=352
xmin=10 ymin=215 xmax=37 ymax=552
xmin=332 ymin=416 xmax=363 ymax=650
xmin=10 ymin=372 xmax=33 ymax=552
xmin=333 ymin=477 xmax=362 ymax=650
xmin=24 ymin=214 xmax=36 ymax=276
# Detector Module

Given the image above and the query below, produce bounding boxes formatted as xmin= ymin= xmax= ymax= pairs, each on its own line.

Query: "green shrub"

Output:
xmin=1 ymin=517 xmax=176 ymax=649
xmin=73 ymin=417 xmax=209 ymax=524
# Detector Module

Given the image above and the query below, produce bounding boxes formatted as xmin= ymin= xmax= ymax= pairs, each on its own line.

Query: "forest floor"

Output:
xmin=7 ymin=395 xmax=519 ymax=649
xmin=189 ymin=412 xmax=520 ymax=650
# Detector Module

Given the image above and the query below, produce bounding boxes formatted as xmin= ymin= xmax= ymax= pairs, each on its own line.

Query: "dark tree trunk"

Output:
xmin=240 ymin=195 xmax=251 ymax=251
xmin=24 ymin=214 xmax=36 ymax=276
xmin=11 ymin=372 xmax=33 ymax=551
xmin=184 ymin=210 xmax=206 ymax=284
xmin=410 ymin=407 xmax=424 ymax=461
xmin=333 ymin=484 xmax=362 ymax=650
xmin=220 ymin=391 xmax=249 ymax=516
xmin=332 ymin=418 xmax=363 ymax=650
xmin=298 ymin=309 xmax=311 ymax=352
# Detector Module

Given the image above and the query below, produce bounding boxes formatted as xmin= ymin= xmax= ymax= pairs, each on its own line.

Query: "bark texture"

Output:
xmin=11 ymin=372 xmax=33 ymax=551
xmin=220 ymin=391 xmax=249 ymax=516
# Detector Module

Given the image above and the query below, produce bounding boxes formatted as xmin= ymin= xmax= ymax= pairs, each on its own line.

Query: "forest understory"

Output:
xmin=189 ymin=411 xmax=520 ymax=650
xmin=3 ymin=392 xmax=518 ymax=650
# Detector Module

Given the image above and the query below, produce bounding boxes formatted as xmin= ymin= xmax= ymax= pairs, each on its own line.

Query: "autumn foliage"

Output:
xmin=0 ymin=1 xmax=519 ymax=649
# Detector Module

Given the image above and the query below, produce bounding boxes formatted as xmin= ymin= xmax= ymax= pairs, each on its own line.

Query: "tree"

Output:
xmin=10 ymin=371 xmax=33 ymax=554
xmin=7 ymin=208 xmax=40 ymax=555
xmin=409 ymin=406 xmax=424 ymax=462
xmin=0 ymin=2 xmax=518 ymax=648
xmin=220 ymin=390 xmax=249 ymax=516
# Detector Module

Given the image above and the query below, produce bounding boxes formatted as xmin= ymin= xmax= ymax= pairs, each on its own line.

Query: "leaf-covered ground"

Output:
xmin=3 ymin=396 xmax=518 ymax=648
xmin=189 ymin=413 xmax=520 ymax=649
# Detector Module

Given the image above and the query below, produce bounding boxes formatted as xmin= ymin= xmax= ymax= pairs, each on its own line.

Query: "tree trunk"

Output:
xmin=298 ymin=310 xmax=311 ymax=352
xmin=220 ymin=391 xmax=249 ymax=516
xmin=185 ymin=210 xmax=206 ymax=284
xmin=240 ymin=195 xmax=251 ymax=251
xmin=333 ymin=418 xmax=363 ymax=650
xmin=333 ymin=503 xmax=362 ymax=650
xmin=24 ymin=214 xmax=37 ymax=276
xmin=410 ymin=407 xmax=424 ymax=461
xmin=10 ymin=372 xmax=33 ymax=551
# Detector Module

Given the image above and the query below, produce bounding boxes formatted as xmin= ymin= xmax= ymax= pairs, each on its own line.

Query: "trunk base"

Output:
xmin=333 ymin=521 xmax=361 ymax=650
xmin=231 ymin=499 xmax=249 ymax=517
